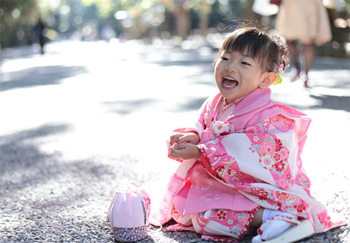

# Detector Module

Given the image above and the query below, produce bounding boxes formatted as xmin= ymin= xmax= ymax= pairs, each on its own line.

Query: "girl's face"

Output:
xmin=214 ymin=49 xmax=269 ymax=103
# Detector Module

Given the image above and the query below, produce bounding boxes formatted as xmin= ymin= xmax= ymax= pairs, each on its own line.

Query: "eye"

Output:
xmin=241 ymin=61 xmax=251 ymax=66
xmin=221 ymin=56 xmax=229 ymax=61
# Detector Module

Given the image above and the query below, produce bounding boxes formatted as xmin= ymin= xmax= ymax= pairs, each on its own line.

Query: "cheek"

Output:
xmin=214 ymin=63 xmax=224 ymax=77
xmin=214 ymin=69 xmax=220 ymax=83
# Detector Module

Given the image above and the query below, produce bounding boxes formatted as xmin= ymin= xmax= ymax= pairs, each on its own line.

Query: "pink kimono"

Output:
xmin=149 ymin=88 xmax=344 ymax=241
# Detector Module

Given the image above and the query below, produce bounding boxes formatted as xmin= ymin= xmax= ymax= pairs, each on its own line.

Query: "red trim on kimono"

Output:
xmin=197 ymin=144 xmax=221 ymax=180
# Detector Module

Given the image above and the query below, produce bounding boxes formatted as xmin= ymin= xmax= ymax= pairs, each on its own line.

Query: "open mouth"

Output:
xmin=222 ymin=76 xmax=238 ymax=89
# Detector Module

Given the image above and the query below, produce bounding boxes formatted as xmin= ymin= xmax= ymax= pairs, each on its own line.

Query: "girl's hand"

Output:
xmin=170 ymin=132 xmax=200 ymax=146
xmin=170 ymin=143 xmax=200 ymax=160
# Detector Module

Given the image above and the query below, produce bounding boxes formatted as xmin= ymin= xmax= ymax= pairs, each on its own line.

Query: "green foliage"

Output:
xmin=0 ymin=0 xmax=246 ymax=48
xmin=0 ymin=0 xmax=40 ymax=48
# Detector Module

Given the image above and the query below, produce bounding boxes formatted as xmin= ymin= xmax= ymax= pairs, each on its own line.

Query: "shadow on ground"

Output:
xmin=0 ymin=123 xmax=143 ymax=242
xmin=168 ymin=97 xmax=208 ymax=113
xmin=310 ymin=94 xmax=350 ymax=112
xmin=0 ymin=65 xmax=88 ymax=92
xmin=102 ymin=98 xmax=158 ymax=115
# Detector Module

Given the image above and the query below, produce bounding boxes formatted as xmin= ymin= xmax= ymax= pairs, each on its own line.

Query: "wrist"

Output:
xmin=195 ymin=145 xmax=201 ymax=159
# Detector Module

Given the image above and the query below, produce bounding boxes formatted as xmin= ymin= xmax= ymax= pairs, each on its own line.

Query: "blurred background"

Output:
xmin=0 ymin=0 xmax=349 ymax=58
xmin=0 ymin=2 xmax=349 ymax=242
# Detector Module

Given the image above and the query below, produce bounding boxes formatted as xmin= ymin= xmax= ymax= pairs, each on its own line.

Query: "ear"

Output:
xmin=259 ymin=72 xmax=277 ymax=88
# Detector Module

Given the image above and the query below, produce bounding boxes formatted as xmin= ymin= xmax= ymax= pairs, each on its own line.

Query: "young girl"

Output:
xmin=148 ymin=26 xmax=344 ymax=242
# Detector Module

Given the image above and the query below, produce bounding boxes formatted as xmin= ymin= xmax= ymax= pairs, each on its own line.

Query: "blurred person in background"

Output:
xmin=100 ymin=23 xmax=117 ymax=42
xmin=275 ymin=0 xmax=332 ymax=88
xmin=33 ymin=18 xmax=46 ymax=55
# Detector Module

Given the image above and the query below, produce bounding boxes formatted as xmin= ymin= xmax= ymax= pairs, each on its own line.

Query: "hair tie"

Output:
xmin=277 ymin=61 xmax=285 ymax=72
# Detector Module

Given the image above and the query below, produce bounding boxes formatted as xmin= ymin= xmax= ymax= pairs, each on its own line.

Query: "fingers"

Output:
xmin=170 ymin=134 xmax=188 ymax=145
xmin=170 ymin=146 xmax=178 ymax=158
xmin=177 ymin=136 xmax=188 ymax=144
xmin=170 ymin=132 xmax=200 ymax=146
xmin=174 ymin=143 xmax=186 ymax=150
xmin=170 ymin=134 xmax=182 ymax=145
xmin=170 ymin=144 xmax=185 ymax=158
xmin=171 ymin=143 xmax=200 ymax=160
xmin=170 ymin=144 xmax=180 ymax=156
xmin=178 ymin=133 xmax=200 ymax=145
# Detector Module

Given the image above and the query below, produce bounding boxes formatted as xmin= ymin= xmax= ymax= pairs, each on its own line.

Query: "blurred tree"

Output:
xmin=174 ymin=0 xmax=189 ymax=39
xmin=0 ymin=0 xmax=258 ymax=49
xmin=82 ymin=0 xmax=117 ymax=18
xmin=78 ymin=0 xmax=160 ymax=39
xmin=198 ymin=0 xmax=213 ymax=35
xmin=0 ymin=0 xmax=39 ymax=48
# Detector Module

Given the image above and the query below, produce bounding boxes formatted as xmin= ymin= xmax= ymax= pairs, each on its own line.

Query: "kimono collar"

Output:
xmin=213 ymin=88 xmax=272 ymax=120
xmin=235 ymin=88 xmax=272 ymax=115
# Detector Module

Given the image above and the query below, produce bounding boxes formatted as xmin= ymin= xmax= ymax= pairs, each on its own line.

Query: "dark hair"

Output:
xmin=215 ymin=26 xmax=288 ymax=73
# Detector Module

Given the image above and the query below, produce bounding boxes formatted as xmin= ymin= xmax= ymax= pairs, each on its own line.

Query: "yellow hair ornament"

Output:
xmin=273 ymin=74 xmax=283 ymax=85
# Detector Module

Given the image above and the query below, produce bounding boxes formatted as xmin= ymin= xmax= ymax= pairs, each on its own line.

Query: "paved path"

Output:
xmin=0 ymin=41 xmax=349 ymax=242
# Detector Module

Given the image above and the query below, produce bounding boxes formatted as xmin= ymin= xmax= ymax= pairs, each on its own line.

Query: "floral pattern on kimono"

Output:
xmin=196 ymin=96 xmax=340 ymax=232
xmin=198 ymin=115 xmax=310 ymax=219
xmin=150 ymin=88 xmax=345 ymax=234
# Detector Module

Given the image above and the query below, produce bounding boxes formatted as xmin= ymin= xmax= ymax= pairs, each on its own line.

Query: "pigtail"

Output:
xmin=271 ymin=34 xmax=289 ymax=73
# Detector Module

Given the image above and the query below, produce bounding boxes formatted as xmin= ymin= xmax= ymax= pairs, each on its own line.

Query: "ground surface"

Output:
xmin=0 ymin=40 xmax=349 ymax=242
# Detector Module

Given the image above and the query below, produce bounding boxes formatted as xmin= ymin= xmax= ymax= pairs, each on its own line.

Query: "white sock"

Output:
xmin=252 ymin=209 xmax=297 ymax=243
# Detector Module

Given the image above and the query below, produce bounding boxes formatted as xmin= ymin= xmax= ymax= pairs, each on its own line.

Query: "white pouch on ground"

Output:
xmin=107 ymin=189 xmax=151 ymax=242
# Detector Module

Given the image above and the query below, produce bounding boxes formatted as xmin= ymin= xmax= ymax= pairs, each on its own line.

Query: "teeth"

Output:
xmin=224 ymin=76 xmax=236 ymax=81
xmin=222 ymin=76 xmax=238 ymax=88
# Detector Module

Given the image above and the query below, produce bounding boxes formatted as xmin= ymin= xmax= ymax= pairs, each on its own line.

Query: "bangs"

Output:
xmin=214 ymin=26 xmax=286 ymax=73
xmin=221 ymin=28 xmax=269 ymax=61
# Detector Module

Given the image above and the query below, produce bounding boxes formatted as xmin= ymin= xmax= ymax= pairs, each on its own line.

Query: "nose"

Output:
xmin=224 ymin=61 xmax=237 ymax=73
